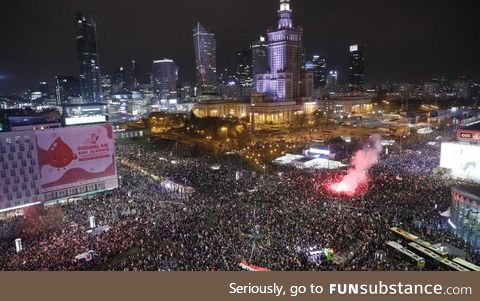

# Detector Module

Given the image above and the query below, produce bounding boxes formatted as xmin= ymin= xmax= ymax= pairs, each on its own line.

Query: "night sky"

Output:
xmin=0 ymin=0 xmax=479 ymax=93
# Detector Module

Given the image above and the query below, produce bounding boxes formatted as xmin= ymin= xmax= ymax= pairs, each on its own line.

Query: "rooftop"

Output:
xmin=462 ymin=122 xmax=480 ymax=131
xmin=452 ymin=185 xmax=480 ymax=204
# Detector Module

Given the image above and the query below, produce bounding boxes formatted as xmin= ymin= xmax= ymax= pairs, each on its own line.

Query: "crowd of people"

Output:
xmin=0 ymin=129 xmax=479 ymax=271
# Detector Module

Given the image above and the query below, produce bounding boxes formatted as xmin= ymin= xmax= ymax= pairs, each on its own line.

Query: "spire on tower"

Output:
xmin=278 ymin=0 xmax=293 ymax=29
xmin=279 ymin=0 xmax=291 ymax=12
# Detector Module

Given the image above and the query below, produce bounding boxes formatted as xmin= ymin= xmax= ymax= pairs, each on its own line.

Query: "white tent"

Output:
xmin=92 ymin=225 xmax=112 ymax=235
xmin=74 ymin=250 xmax=96 ymax=261
xmin=440 ymin=208 xmax=451 ymax=218
xmin=417 ymin=127 xmax=433 ymax=135
xmin=274 ymin=154 xmax=304 ymax=165
xmin=293 ymin=158 xmax=346 ymax=170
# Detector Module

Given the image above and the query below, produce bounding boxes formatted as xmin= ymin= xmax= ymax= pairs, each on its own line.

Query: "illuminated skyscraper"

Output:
xmin=327 ymin=70 xmax=338 ymax=91
xmin=235 ymin=49 xmax=252 ymax=88
xmin=30 ymin=82 xmax=49 ymax=103
xmin=193 ymin=22 xmax=218 ymax=95
xmin=37 ymin=82 xmax=49 ymax=98
xmin=55 ymin=75 xmax=80 ymax=105
xmin=348 ymin=44 xmax=366 ymax=92
xmin=256 ymin=0 xmax=313 ymax=101
xmin=311 ymin=55 xmax=327 ymax=88
xmin=75 ymin=12 xmax=102 ymax=103
xmin=100 ymin=75 xmax=112 ymax=97
xmin=112 ymin=66 xmax=126 ymax=93
xmin=127 ymin=60 xmax=139 ymax=90
xmin=251 ymin=36 xmax=268 ymax=87
xmin=152 ymin=59 xmax=178 ymax=100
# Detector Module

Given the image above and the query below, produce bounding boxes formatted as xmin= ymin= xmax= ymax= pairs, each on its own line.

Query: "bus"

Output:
xmin=452 ymin=258 xmax=480 ymax=271
xmin=415 ymin=238 xmax=448 ymax=259
xmin=390 ymin=227 xmax=419 ymax=241
xmin=439 ymin=259 xmax=470 ymax=272
xmin=407 ymin=242 xmax=443 ymax=266
xmin=386 ymin=241 xmax=425 ymax=269
xmin=390 ymin=227 xmax=448 ymax=259
xmin=407 ymin=243 xmax=469 ymax=271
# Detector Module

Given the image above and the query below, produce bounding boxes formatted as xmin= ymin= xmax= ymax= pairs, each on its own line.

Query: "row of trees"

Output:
xmin=147 ymin=112 xmax=251 ymax=147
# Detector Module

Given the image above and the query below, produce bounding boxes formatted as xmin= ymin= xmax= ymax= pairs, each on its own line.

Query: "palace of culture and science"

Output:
xmin=256 ymin=0 xmax=313 ymax=102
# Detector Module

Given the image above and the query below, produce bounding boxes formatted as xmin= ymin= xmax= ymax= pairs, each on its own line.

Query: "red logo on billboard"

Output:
xmin=47 ymin=137 xmax=78 ymax=169
xmin=458 ymin=131 xmax=480 ymax=141
xmin=459 ymin=132 xmax=473 ymax=139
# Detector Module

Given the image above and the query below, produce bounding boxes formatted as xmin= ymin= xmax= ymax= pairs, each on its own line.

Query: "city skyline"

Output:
xmin=0 ymin=0 xmax=479 ymax=93
xmin=257 ymin=0 xmax=313 ymax=101
xmin=1 ymin=0 xmax=480 ymax=276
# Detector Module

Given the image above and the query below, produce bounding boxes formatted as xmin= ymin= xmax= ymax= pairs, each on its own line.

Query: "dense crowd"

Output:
xmin=0 ymin=129 xmax=479 ymax=271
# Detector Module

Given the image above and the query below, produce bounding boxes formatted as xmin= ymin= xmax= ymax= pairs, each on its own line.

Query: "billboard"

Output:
xmin=457 ymin=130 xmax=480 ymax=142
xmin=35 ymin=124 xmax=117 ymax=192
xmin=309 ymin=148 xmax=330 ymax=156
xmin=440 ymin=142 xmax=480 ymax=182
xmin=64 ymin=115 xmax=107 ymax=126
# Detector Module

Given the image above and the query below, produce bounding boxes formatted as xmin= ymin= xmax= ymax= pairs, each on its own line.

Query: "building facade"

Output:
xmin=251 ymin=36 xmax=269 ymax=87
xmin=193 ymin=23 xmax=218 ymax=95
xmin=256 ymin=0 xmax=313 ymax=102
xmin=318 ymin=96 xmax=373 ymax=115
xmin=127 ymin=59 xmax=139 ymax=90
xmin=192 ymin=94 xmax=317 ymax=126
xmin=112 ymin=66 xmax=126 ymax=93
xmin=152 ymin=59 xmax=179 ymax=100
xmin=348 ymin=44 xmax=366 ymax=92
xmin=306 ymin=55 xmax=327 ymax=88
xmin=75 ymin=13 xmax=103 ymax=103
xmin=326 ymin=70 xmax=338 ymax=91
xmin=0 ymin=124 xmax=118 ymax=214
xmin=450 ymin=185 xmax=480 ymax=249
xmin=235 ymin=49 xmax=253 ymax=88
xmin=55 ymin=75 xmax=81 ymax=106
xmin=37 ymin=82 xmax=49 ymax=98
xmin=100 ymin=75 xmax=112 ymax=97
xmin=193 ymin=100 xmax=250 ymax=119
xmin=250 ymin=99 xmax=303 ymax=125
xmin=0 ymin=132 xmax=43 ymax=212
